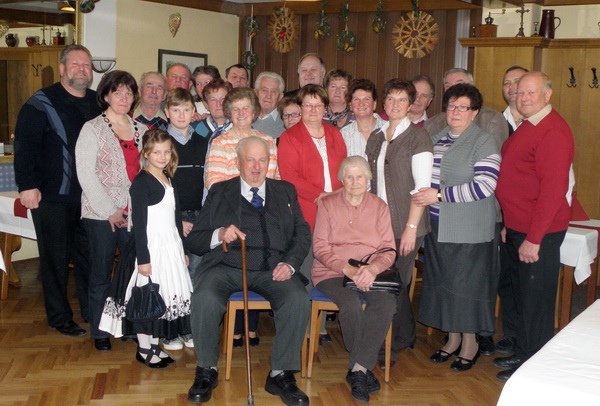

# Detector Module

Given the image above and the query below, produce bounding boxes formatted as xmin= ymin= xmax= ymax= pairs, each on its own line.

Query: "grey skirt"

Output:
xmin=418 ymin=220 xmax=496 ymax=333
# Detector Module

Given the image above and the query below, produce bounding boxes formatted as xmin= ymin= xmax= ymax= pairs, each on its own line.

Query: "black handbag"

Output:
xmin=343 ymin=247 xmax=402 ymax=296
xmin=125 ymin=274 xmax=167 ymax=322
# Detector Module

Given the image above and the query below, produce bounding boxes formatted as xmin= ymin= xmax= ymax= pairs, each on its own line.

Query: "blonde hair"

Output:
xmin=140 ymin=129 xmax=179 ymax=178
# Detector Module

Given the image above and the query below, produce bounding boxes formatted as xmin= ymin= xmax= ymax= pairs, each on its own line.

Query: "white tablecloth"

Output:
xmin=497 ymin=300 xmax=600 ymax=405
xmin=560 ymin=226 xmax=598 ymax=284
xmin=0 ymin=191 xmax=36 ymax=240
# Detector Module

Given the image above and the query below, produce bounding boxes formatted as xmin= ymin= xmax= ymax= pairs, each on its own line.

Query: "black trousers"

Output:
xmin=378 ymin=236 xmax=424 ymax=362
xmin=31 ymin=201 xmax=89 ymax=327
xmin=500 ymin=228 xmax=566 ymax=359
xmin=83 ymin=219 xmax=131 ymax=338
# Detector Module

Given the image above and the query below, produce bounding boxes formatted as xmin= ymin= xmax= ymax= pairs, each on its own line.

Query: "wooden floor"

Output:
xmin=0 ymin=261 xmax=509 ymax=406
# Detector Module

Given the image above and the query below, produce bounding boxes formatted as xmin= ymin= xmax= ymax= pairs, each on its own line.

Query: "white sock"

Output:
xmin=270 ymin=370 xmax=283 ymax=377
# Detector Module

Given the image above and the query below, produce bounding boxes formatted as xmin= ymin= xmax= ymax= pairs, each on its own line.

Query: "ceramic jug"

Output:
xmin=539 ymin=10 xmax=561 ymax=39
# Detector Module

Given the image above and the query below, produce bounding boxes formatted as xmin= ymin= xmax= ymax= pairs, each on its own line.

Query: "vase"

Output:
xmin=26 ymin=36 xmax=36 ymax=47
xmin=5 ymin=33 xmax=17 ymax=47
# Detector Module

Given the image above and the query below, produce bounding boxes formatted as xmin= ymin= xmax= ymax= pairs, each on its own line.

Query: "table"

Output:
xmin=0 ymin=191 xmax=35 ymax=299
xmin=557 ymin=226 xmax=598 ymax=329
xmin=497 ymin=299 xmax=600 ymax=405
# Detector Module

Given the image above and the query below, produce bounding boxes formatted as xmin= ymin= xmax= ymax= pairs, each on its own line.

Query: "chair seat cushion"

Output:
xmin=228 ymin=291 xmax=268 ymax=301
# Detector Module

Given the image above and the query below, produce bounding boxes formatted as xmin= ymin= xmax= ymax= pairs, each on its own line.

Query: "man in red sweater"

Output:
xmin=494 ymin=72 xmax=574 ymax=382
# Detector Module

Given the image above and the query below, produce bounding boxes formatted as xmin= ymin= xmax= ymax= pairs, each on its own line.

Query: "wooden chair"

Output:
xmin=221 ymin=291 xmax=307 ymax=380
xmin=306 ymin=288 xmax=393 ymax=383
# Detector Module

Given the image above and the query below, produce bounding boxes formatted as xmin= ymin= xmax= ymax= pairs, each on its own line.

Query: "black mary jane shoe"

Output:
xmin=450 ymin=350 xmax=481 ymax=372
xmin=136 ymin=345 xmax=169 ymax=369
xmin=430 ymin=346 xmax=461 ymax=363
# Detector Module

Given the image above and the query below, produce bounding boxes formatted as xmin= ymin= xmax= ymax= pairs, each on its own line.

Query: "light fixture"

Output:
xmin=58 ymin=2 xmax=75 ymax=12
xmin=92 ymin=57 xmax=117 ymax=74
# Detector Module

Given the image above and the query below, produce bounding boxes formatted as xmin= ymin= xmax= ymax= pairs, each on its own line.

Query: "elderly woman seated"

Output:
xmin=311 ymin=156 xmax=397 ymax=403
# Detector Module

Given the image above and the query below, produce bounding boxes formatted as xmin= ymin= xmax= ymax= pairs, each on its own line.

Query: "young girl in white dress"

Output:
xmin=124 ymin=129 xmax=193 ymax=368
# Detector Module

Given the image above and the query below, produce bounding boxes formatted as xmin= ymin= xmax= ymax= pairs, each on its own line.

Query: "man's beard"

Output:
xmin=68 ymin=75 xmax=91 ymax=90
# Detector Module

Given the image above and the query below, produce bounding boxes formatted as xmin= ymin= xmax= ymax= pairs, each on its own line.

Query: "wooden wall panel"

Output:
xmin=249 ymin=9 xmax=459 ymax=115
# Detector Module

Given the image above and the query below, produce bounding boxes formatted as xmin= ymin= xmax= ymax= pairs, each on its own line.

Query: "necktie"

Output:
xmin=250 ymin=187 xmax=264 ymax=209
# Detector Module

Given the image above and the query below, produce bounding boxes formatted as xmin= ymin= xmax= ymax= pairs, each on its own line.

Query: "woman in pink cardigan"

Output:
xmin=311 ymin=156 xmax=396 ymax=403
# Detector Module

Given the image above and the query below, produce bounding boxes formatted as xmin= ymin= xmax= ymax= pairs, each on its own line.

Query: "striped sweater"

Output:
xmin=204 ymin=129 xmax=280 ymax=190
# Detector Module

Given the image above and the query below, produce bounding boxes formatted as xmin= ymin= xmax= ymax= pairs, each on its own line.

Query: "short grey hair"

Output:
xmin=138 ymin=71 xmax=166 ymax=89
xmin=338 ymin=156 xmax=372 ymax=182
xmin=297 ymin=53 xmax=326 ymax=73
xmin=236 ymin=136 xmax=270 ymax=159
xmin=60 ymin=45 xmax=92 ymax=65
xmin=166 ymin=63 xmax=192 ymax=79
xmin=254 ymin=72 xmax=285 ymax=93
xmin=443 ymin=68 xmax=474 ymax=85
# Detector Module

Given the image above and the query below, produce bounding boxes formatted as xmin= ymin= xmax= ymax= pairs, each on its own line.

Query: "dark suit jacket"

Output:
xmin=185 ymin=176 xmax=311 ymax=279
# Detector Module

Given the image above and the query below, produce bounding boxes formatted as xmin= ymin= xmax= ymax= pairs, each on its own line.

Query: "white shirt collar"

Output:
xmin=503 ymin=106 xmax=519 ymax=131
xmin=240 ymin=177 xmax=266 ymax=203
xmin=411 ymin=112 xmax=428 ymax=124
xmin=379 ymin=116 xmax=411 ymax=141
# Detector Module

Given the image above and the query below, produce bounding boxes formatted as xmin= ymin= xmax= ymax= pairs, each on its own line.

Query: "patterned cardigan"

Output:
xmin=76 ymin=114 xmax=146 ymax=220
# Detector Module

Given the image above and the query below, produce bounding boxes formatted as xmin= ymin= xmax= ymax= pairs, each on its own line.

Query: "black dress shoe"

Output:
xmin=249 ymin=336 xmax=260 ymax=347
xmin=346 ymin=370 xmax=380 ymax=394
xmin=326 ymin=312 xmax=336 ymax=322
xmin=265 ymin=371 xmax=309 ymax=406
xmin=188 ymin=367 xmax=218 ymax=403
xmin=318 ymin=333 xmax=332 ymax=345
xmin=496 ymin=337 xmax=516 ymax=355
xmin=52 ymin=320 xmax=86 ymax=337
xmin=476 ymin=334 xmax=496 ymax=356
xmin=450 ymin=350 xmax=481 ymax=372
xmin=496 ymin=367 xmax=518 ymax=382
xmin=346 ymin=370 xmax=369 ymax=403
xmin=493 ymin=355 xmax=524 ymax=369
xmin=94 ymin=338 xmax=111 ymax=352
xmin=430 ymin=346 xmax=461 ymax=363
xmin=233 ymin=337 xmax=243 ymax=348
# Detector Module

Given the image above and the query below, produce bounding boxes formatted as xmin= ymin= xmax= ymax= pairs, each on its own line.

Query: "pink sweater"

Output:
xmin=311 ymin=191 xmax=396 ymax=286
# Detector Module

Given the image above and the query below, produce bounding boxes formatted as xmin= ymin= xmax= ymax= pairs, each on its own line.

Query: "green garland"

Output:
xmin=372 ymin=0 xmax=386 ymax=33
xmin=245 ymin=16 xmax=260 ymax=38
xmin=314 ymin=1 xmax=330 ymax=39
xmin=241 ymin=50 xmax=257 ymax=71
xmin=336 ymin=1 xmax=356 ymax=52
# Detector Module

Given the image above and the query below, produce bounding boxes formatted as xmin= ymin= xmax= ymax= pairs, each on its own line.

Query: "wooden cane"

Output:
xmin=222 ymin=239 xmax=254 ymax=405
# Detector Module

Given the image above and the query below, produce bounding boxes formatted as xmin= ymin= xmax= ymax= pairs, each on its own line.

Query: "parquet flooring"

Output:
xmin=1 ymin=261 xmax=507 ymax=406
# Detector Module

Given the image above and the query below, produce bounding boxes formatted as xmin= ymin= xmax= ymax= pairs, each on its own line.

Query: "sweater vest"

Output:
xmin=171 ymin=132 xmax=208 ymax=211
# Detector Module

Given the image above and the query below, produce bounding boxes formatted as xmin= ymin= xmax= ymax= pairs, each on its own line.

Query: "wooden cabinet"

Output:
xmin=460 ymin=37 xmax=600 ymax=218
xmin=0 ymin=46 xmax=64 ymax=143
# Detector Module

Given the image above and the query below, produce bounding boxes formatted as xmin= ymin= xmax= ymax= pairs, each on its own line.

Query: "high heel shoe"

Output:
xmin=430 ymin=345 xmax=462 ymax=363
xmin=137 ymin=345 xmax=169 ymax=369
xmin=450 ymin=350 xmax=481 ymax=372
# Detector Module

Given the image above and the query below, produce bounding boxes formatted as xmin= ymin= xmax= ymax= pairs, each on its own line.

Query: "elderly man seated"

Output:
xmin=185 ymin=136 xmax=311 ymax=406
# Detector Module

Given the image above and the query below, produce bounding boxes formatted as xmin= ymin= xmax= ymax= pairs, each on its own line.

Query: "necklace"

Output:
xmin=102 ymin=112 xmax=140 ymax=148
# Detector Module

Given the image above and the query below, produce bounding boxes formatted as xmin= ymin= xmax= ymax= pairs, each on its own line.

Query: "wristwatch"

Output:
xmin=437 ymin=190 xmax=442 ymax=202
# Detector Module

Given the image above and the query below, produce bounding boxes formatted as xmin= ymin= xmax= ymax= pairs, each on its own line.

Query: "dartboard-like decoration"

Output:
xmin=392 ymin=12 xmax=438 ymax=59
xmin=268 ymin=6 xmax=299 ymax=53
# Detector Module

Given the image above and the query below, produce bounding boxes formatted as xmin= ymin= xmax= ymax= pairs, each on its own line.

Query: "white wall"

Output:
xmin=482 ymin=4 xmax=600 ymax=38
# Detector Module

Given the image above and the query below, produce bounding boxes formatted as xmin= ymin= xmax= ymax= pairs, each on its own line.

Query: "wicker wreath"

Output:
xmin=392 ymin=11 xmax=438 ymax=58
xmin=245 ymin=17 xmax=260 ymax=38
xmin=268 ymin=6 xmax=298 ymax=53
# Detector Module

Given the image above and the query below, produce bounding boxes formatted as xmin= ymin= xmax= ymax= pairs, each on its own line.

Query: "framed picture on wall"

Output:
xmin=158 ymin=49 xmax=208 ymax=76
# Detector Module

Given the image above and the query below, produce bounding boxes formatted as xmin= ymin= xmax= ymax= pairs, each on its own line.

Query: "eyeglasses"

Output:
xmin=282 ymin=112 xmax=301 ymax=120
xmin=447 ymin=104 xmax=473 ymax=112
xmin=301 ymin=103 xmax=325 ymax=110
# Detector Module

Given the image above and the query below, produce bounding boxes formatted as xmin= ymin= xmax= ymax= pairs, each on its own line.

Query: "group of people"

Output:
xmin=13 ymin=45 xmax=574 ymax=405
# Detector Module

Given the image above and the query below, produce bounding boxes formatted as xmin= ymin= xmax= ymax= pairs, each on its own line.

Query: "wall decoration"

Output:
xmin=314 ymin=1 xmax=331 ymax=39
xmin=0 ymin=23 xmax=9 ymax=39
xmin=242 ymin=50 xmax=258 ymax=71
xmin=158 ymin=49 xmax=207 ymax=75
xmin=392 ymin=1 xmax=438 ymax=58
xmin=168 ymin=13 xmax=182 ymax=38
xmin=268 ymin=5 xmax=298 ymax=53
xmin=245 ymin=16 xmax=260 ymax=38
xmin=372 ymin=0 xmax=386 ymax=34
xmin=336 ymin=1 xmax=356 ymax=53
xmin=79 ymin=0 xmax=96 ymax=14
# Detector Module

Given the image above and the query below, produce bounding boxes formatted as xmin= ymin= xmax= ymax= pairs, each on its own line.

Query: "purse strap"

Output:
xmin=134 ymin=273 xmax=154 ymax=288
xmin=360 ymin=247 xmax=398 ymax=264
